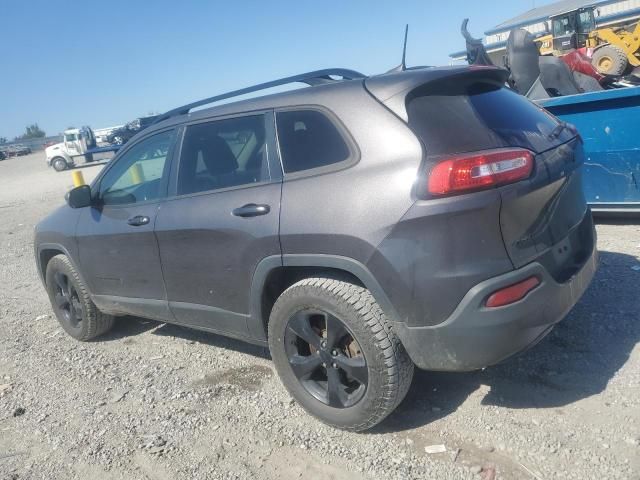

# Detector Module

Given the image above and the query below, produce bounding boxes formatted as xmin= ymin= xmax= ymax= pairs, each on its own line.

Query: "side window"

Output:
xmin=99 ymin=130 xmax=175 ymax=205
xmin=177 ymin=115 xmax=269 ymax=195
xmin=276 ymin=109 xmax=350 ymax=173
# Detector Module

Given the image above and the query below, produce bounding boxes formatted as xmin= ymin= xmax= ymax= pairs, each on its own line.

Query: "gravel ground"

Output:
xmin=1 ymin=153 xmax=639 ymax=480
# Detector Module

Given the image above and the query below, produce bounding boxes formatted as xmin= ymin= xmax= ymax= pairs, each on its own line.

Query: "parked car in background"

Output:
xmin=106 ymin=115 xmax=159 ymax=145
xmin=3 ymin=144 xmax=31 ymax=157
xmin=93 ymin=125 xmax=124 ymax=146
xmin=35 ymin=66 xmax=597 ymax=431
xmin=0 ymin=149 xmax=6 ymax=161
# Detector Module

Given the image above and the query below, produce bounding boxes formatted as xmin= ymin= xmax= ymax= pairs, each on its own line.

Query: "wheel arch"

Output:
xmin=248 ymin=254 xmax=400 ymax=341
xmin=37 ymin=243 xmax=79 ymax=287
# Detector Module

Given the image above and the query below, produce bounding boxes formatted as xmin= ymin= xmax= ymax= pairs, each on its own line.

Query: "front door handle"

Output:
xmin=232 ymin=203 xmax=270 ymax=218
xmin=127 ymin=215 xmax=150 ymax=226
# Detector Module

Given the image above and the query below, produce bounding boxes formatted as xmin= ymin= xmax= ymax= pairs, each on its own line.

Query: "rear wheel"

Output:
xmin=52 ymin=157 xmax=68 ymax=172
xmin=268 ymin=277 xmax=414 ymax=431
xmin=45 ymin=254 xmax=114 ymax=341
xmin=592 ymin=45 xmax=628 ymax=75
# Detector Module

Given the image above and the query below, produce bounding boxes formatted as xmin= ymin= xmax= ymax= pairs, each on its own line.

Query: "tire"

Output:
xmin=52 ymin=157 xmax=68 ymax=172
xmin=592 ymin=45 xmax=628 ymax=75
xmin=45 ymin=254 xmax=114 ymax=341
xmin=268 ymin=277 xmax=414 ymax=431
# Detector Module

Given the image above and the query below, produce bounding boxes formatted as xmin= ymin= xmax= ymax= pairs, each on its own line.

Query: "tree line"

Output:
xmin=0 ymin=123 xmax=47 ymax=144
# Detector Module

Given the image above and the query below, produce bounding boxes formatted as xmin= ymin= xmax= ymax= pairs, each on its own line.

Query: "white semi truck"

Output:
xmin=45 ymin=126 xmax=121 ymax=171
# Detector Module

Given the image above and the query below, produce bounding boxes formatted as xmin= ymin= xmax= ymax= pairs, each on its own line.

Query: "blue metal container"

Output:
xmin=537 ymin=87 xmax=640 ymax=213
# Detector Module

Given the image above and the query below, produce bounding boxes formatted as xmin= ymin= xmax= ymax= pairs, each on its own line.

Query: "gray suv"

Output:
xmin=35 ymin=66 xmax=597 ymax=431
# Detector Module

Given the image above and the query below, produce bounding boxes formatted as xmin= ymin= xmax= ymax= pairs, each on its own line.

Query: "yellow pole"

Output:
xmin=71 ymin=170 xmax=85 ymax=187
xmin=130 ymin=163 xmax=145 ymax=185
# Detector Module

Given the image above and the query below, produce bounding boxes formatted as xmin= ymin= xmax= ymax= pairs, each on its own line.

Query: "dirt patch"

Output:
xmin=195 ymin=365 xmax=273 ymax=392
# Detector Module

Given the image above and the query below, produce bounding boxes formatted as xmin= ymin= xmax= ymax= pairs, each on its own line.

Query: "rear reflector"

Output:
xmin=428 ymin=149 xmax=534 ymax=196
xmin=485 ymin=276 xmax=540 ymax=308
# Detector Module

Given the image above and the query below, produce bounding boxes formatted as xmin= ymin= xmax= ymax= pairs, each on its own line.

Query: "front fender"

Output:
xmin=34 ymin=205 xmax=83 ymax=286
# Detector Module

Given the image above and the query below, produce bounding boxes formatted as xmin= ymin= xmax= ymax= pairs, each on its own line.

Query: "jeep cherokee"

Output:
xmin=35 ymin=66 xmax=597 ymax=431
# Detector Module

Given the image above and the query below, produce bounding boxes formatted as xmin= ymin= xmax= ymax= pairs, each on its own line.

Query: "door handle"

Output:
xmin=232 ymin=203 xmax=270 ymax=218
xmin=127 ymin=215 xmax=150 ymax=226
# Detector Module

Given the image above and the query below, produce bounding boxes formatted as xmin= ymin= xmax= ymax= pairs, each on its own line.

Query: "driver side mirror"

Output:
xmin=66 ymin=184 xmax=93 ymax=208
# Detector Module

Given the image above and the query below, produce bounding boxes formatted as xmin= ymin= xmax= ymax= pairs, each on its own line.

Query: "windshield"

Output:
xmin=552 ymin=14 xmax=576 ymax=36
xmin=577 ymin=9 xmax=595 ymax=33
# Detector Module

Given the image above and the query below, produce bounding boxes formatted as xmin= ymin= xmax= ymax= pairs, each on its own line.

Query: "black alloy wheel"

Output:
xmin=268 ymin=277 xmax=414 ymax=431
xmin=45 ymin=254 xmax=115 ymax=341
xmin=52 ymin=271 xmax=84 ymax=331
xmin=284 ymin=309 xmax=368 ymax=408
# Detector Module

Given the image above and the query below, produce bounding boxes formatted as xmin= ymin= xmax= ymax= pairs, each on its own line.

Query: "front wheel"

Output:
xmin=268 ymin=277 xmax=414 ymax=431
xmin=45 ymin=254 xmax=114 ymax=341
xmin=51 ymin=157 xmax=68 ymax=172
xmin=592 ymin=45 xmax=628 ymax=76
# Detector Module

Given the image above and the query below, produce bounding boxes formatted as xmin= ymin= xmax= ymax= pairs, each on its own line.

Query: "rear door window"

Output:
xmin=177 ymin=115 xmax=269 ymax=195
xmin=407 ymin=81 xmax=566 ymax=155
xmin=276 ymin=109 xmax=350 ymax=173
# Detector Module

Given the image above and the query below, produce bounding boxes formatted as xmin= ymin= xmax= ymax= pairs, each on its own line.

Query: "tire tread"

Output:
xmin=46 ymin=254 xmax=114 ymax=341
xmin=269 ymin=276 xmax=414 ymax=431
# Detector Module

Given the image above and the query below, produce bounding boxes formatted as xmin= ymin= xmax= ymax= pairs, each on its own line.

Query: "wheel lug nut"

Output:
xmin=331 ymin=349 xmax=338 ymax=356
xmin=321 ymin=341 xmax=327 ymax=348
xmin=332 ymin=362 xmax=338 ymax=369
xmin=321 ymin=362 xmax=326 ymax=368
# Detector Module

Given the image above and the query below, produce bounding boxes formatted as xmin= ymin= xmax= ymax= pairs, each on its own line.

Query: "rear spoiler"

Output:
xmin=365 ymin=66 xmax=509 ymax=121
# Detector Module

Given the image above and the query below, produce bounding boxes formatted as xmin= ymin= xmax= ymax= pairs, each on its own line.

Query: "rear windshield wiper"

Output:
xmin=548 ymin=121 xmax=577 ymax=140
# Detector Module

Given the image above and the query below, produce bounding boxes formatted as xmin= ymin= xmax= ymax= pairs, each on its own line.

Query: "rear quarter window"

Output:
xmin=276 ymin=109 xmax=350 ymax=173
xmin=406 ymin=81 xmax=560 ymax=155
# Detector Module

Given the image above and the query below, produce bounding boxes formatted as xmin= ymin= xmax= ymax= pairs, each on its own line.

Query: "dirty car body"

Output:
xmin=34 ymin=65 xmax=597 ymax=430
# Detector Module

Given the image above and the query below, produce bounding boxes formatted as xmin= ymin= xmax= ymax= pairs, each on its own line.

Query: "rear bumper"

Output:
xmin=392 ymin=242 xmax=598 ymax=371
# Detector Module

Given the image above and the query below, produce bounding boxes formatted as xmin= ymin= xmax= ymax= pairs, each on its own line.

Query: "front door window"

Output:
xmin=98 ymin=130 xmax=175 ymax=205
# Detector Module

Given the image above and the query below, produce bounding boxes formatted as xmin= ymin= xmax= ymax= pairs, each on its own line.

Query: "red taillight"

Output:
xmin=428 ymin=149 xmax=534 ymax=196
xmin=485 ymin=276 xmax=540 ymax=308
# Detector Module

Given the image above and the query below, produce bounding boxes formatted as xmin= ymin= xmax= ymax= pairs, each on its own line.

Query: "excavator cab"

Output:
xmin=550 ymin=7 xmax=596 ymax=52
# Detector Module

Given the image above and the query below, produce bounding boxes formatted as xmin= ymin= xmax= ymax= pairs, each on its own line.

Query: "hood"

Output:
xmin=45 ymin=142 xmax=64 ymax=156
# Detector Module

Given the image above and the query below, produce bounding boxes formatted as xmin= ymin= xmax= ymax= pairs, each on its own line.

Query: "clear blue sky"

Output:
xmin=0 ymin=0 xmax=553 ymax=139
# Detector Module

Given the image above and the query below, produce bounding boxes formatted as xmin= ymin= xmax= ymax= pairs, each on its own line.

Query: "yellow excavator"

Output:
xmin=535 ymin=5 xmax=640 ymax=75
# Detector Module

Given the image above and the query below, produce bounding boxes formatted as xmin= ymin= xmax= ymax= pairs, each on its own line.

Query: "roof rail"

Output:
xmin=154 ymin=68 xmax=366 ymax=124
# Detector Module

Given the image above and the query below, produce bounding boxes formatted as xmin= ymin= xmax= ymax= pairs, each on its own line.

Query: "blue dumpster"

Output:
xmin=537 ymin=87 xmax=640 ymax=213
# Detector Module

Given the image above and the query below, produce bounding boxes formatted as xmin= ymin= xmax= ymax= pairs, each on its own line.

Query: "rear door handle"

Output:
xmin=232 ymin=203 xmax=270 ymax=218
xmin=127 ymin=215 xmax=150 ymax=226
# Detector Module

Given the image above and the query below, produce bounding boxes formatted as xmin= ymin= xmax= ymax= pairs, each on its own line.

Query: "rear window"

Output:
xmin=276 ymin=110 xmax=350 ymax=173
xmin=406 ymin=82 xmax=560 ymax=155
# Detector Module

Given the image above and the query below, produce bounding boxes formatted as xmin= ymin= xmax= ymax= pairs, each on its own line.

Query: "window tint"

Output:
xmin=177 ymin=115 xmax=268 ymax=195
xmin=553 ymin=15 xmax=575 ymax=36
xmin=276 ymin=110 xmax=350 ymax=173
xmin=578 ymin=11 xmax=595 ymax=33
xmin=99 ymin=130 xmax=174 ymax=205
xmin=407 ymin=82 xmax=559 ymax=155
